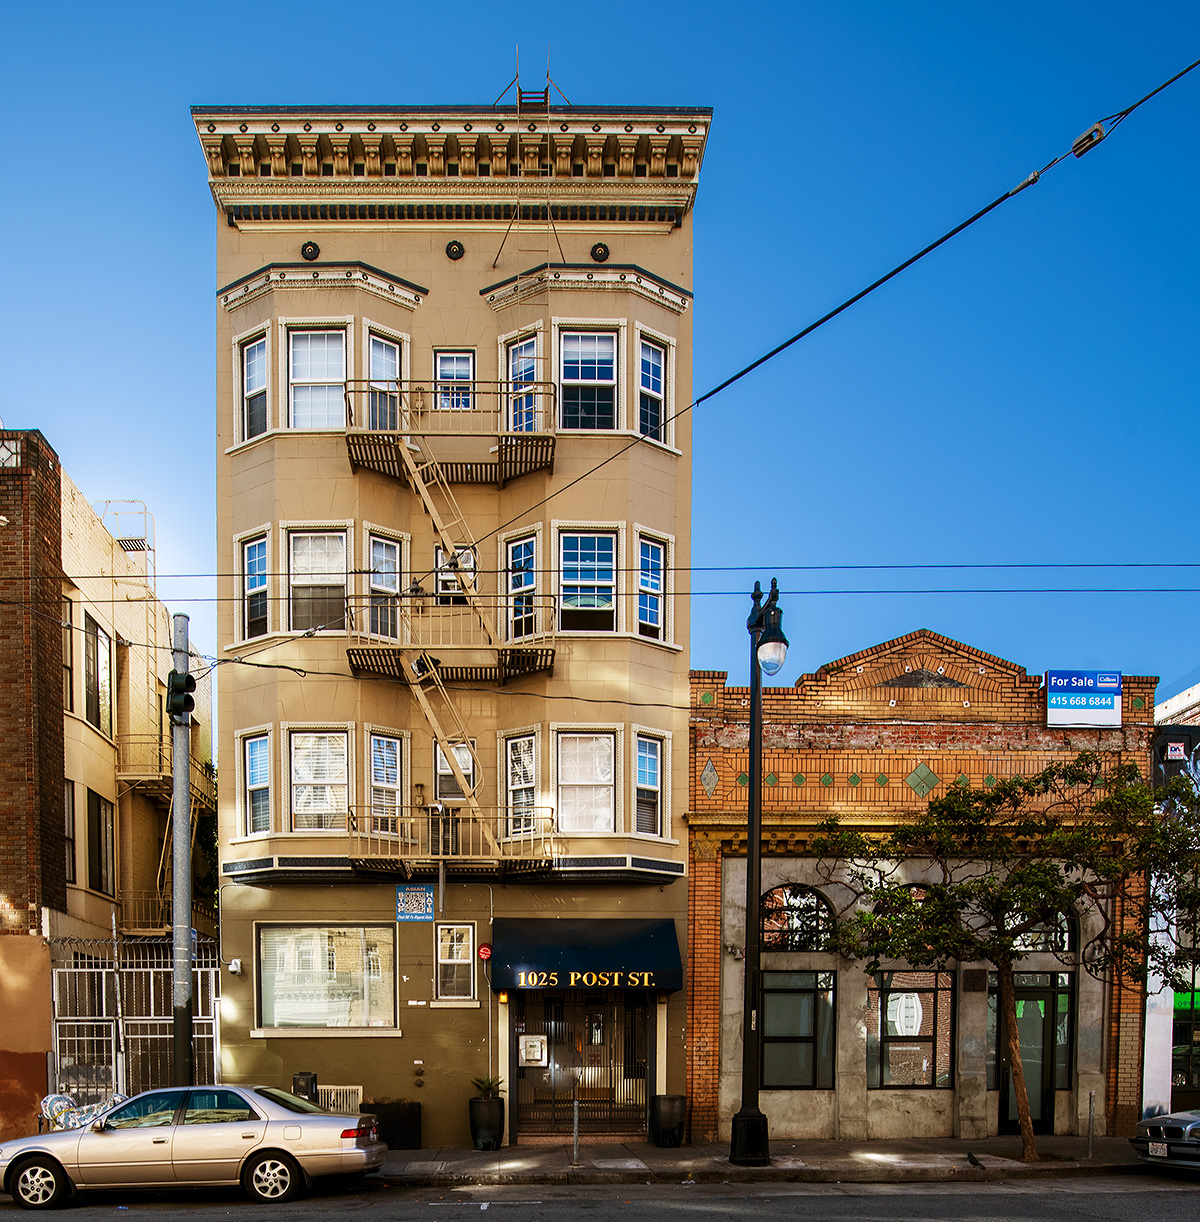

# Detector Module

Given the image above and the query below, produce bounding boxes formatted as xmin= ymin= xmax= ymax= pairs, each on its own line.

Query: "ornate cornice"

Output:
xmin=218 ymin=262 xmax=427 ymax=314
xmin=481 ymin=263 xmax=691 ymax=315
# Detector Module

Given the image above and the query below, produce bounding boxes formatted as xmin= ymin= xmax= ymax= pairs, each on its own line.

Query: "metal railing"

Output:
xmin=344 ymin=379 xmax=557 ymax=436
xmin=345 ymin=593 xmax=558 ymax=650
xmin=115 ymin=735 xmax=217 ymax=806
xmin=120 ymin=891 xmax=218 ymax=938
xmin=347 ymin=805 xmax=557 ymax=863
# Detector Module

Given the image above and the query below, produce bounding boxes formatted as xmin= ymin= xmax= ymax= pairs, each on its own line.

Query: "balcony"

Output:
xmin=344 ymin=379 xmax=556 ymax=487
xmin=116 ymin=736 xmax=217 ymax=811
xmin=347 ymin=806 xmax=557 ymax=877
xmin=345 ymin=594 xmax=556 ymax=684
xmin=119 ymin=891 xmax=218 ymax=939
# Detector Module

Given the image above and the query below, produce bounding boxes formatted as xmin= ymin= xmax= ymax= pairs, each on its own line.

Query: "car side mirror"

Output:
xmin=90 ymin=1119 xmax=107 ymax=1133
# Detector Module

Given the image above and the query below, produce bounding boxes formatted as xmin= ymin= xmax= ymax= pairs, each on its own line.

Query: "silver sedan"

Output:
xmin=0 ymin=1084 xmax=385 ymax=1209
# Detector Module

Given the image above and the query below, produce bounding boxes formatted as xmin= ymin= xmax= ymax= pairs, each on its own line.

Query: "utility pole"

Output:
xmin=168 ymin=613 xmax=196 ymax=1086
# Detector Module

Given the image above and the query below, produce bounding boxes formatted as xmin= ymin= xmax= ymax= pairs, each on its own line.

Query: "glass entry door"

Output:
xmin=513 ymin=991 xmax=649 ymax=1137
xmin=994 ymin=973 xmax=1072 ymax=1136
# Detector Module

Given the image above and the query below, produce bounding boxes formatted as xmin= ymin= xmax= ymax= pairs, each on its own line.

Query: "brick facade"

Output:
xmin=687 ymin=629 xmax=1155 ymax=1141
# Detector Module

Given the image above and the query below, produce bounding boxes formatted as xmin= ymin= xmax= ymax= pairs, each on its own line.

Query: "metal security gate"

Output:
xmin=52 ymin=965 xmax=219 ymax=1103
xmin=514 ymin=991 xmax=649 ymax=1137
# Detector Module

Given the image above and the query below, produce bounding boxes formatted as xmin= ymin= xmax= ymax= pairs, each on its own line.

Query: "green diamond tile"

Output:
xmin=1133 ymin=696 xmax=1145 ymax=710
xmin=821 ymin=773 xmax=834 ymax=787
xmin=793 ymin=773 xmax=806 ymax=786
xmin=905 ymin=763 xmax=940 ymax=799
xmin=876 ymin=773 xmax=889 ymax=787
xmin=984 ymin=774 xmax=996 ymax=788
xmin=765 ymin=772 xmax=778 ymax=787
xmin=954 ymin=774 xmax=970 ymax=789
xmin=700 ymin=691 xmax=714 ymax=706
xmin=848 ymin=773 xmax=861 ymax=787
xmin=737 ymin=772 xmax=749 ymax=786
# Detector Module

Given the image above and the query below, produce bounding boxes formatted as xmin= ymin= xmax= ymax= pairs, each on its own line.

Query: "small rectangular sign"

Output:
xmin=396 ymin=884 xmax=435 ymax=922
xmin=1046 ymin=670 xmax=1123 ymax=727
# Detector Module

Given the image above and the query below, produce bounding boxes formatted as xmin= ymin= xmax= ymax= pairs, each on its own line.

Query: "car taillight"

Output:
xmin=341 ymin=1122 xmax=375 ymax=1140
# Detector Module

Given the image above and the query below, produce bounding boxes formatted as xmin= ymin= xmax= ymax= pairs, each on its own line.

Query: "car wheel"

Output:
xmin=11 ymin=1157 xmax=68 ymax=1210
xmin=242 ymin=1151 xmax=301 ymax=1203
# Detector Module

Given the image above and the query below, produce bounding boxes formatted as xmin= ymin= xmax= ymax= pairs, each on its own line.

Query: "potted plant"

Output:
xmin=468 ymin=1075 xmax=505 ymax=1151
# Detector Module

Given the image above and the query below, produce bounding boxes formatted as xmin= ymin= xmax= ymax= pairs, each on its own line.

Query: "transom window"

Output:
xmin=762 ymin=971 xmax=836 ymax=1089
xmin=639 ymin=340 xmax=665 ymax=441
xmin=289 ymin=331 xmax=346 ymax=428
xmin=761 ymin=885 xmax=837 ymax=952
xmin=561 ymin=332 xmax=616 ymax=429
xmin=637 ymin=538 xmax=664 ymax=639
xmin=560 ymin=533 xmax=616 ymax=632
xmin=436 ymin=351 xmax=474 ymax=411
xmin=557 ymin=732 xmax=615 ymax=833
xmin=368 ymin=335 xmax=399 ymax=430
xmin=243 ymin=537 xmax=268 ymax=638
xmin=290 ymin=731 xmax=348 ymax=831
xmin=289 ymin=532 xmax=346 ymax=632
xmin=243 ymin=336 xmax=268 ymax=439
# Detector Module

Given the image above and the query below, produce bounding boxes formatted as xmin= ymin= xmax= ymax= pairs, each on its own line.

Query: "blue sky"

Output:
xmin=2 ymin=2 xmax=1197 ymax=697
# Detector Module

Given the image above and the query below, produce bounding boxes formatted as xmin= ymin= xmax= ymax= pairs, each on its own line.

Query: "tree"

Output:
xmin=812 ymin=751 xmax=1200 ymax=1162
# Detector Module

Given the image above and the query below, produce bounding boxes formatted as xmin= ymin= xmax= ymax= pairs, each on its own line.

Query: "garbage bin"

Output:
xmin=292 ymin=1071 xmax=319 ymax=1104
xmin=649 ymin=1094 xmax=685 ymax=1148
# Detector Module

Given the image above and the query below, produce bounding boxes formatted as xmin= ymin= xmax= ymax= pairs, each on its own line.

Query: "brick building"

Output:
xmin=0 ymin=430 xmax=215 ymax=1139
xmin=687 ymin=628 xmax=1156 ymax=1143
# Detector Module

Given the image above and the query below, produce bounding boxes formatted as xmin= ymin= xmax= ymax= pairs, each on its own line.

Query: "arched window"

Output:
xmin=761 ymin=885 xmax=836 ymax=952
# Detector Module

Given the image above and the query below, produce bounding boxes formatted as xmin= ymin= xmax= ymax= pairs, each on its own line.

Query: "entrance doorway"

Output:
xmin=511 ymin=991 xmax=651 ymax=1139
xmin=994 ymin=973 xmax=1073 ymax=1135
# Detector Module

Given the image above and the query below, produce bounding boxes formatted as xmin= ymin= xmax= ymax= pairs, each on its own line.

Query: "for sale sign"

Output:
xmin=1046 ymin=670 xmax=1122 ymax=728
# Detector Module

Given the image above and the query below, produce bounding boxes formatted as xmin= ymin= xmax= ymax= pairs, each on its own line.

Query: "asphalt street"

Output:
xmin=3 ymin=1172 xmax=1198 ymax=1220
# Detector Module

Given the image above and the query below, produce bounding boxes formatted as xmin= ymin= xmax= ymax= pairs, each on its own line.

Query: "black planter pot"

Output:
xmin=368 ymin=1100 xmax=421 ymax=1150
xmin=468 ymin=1096 xmax=505 ymax=1151
xmin=649 ymin=1094 xmax=686 ymax=1148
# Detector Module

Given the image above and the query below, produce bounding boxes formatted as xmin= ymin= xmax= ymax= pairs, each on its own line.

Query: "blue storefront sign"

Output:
xmin=396 ymin=884 xmax=435 ymax=921
xmin=1045 ymin=670 xmax=1123 ymax=728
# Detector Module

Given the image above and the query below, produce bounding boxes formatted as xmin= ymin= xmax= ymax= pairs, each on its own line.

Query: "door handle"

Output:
xmin=152 ymin=1138 xmax=168 ymax=1144
xmin=241 ymin=1133 xmax=258 ymax=1139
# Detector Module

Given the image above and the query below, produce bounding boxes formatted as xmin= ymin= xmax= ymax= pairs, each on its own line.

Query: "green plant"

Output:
xmin=470 ymin=1075 xmax=503 ymax=1099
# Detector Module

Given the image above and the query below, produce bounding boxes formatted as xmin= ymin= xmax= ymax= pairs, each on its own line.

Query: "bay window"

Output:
xmin=637 ymin=537 xmax=664 ymax=639
xmin=506 ymin=734 xmax=536 ymax=835
xmin=560 ymin=532 xmax=616 ymax=632
xmin=290 ymin=731 xmax=348 ymax=830
xmin=368 ymin=334 xmax=399 ymax=430
xmin=639 ymin=339 xmax=665 ymax=441
xmin=289 ymin=532 xmax=346 ymax=632
xmin=369 ymin=534 xmax=400 ymax=639
xmin=242 ymin=335 xmax=268 ymax=439
xmin=244 ymin=734 xmax=270 ymax=835
xmin=635 ymin=736 xmax=662 ymax=835
xmin=507 ymin=536 xmax=536 ymax=640
xmin=558 ymin=732 xmax=615 ymax=833
xmin=508 ymin=336 xmax=538 ymax=432
xmin=243 ymin=537 xmax=268 ymax=638
xmin=561 ymin=332 xmax=616 ymax=429
xmin=289 ymin=330 xmax=346 ymax=428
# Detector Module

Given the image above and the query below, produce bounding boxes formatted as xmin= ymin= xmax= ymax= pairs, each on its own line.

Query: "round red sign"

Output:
xmin=478 ymin=942 xmax=493 ymax=961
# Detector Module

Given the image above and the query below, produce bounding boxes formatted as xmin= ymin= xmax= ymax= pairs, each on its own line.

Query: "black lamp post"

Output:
xmin=729 ymin=578 xmax=788 ymax=1166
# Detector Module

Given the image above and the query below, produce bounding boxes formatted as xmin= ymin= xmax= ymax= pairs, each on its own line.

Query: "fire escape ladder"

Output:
xmin=157 ymin=793 xmax=201 ymax=896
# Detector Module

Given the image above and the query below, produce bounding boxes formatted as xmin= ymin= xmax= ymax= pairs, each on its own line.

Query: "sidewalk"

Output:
xmin=379 ymin=1134 xmax=1150 ymax=1187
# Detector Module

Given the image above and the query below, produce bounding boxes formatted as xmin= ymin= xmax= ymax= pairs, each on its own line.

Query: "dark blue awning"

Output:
xmin=490 ymin=918 xmax=682 ymax=993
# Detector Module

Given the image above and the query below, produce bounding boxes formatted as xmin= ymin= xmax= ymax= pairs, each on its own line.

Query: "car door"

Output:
xmin=171 ymin=1087 xmax=267 ymax=1184
xmin=73 ymin=1090 xmax=185 ymax=1186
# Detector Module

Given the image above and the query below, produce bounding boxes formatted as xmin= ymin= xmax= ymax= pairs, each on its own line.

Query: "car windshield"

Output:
xmin=254 ymin=1087 xmax=328 ymax=1114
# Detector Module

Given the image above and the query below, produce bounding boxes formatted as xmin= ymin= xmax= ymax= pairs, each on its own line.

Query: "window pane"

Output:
xmin=764 ymin=1042 xmax=814 ymax=1088
xmin=639 ymin=341 xmax=663 ymax=395
xmin=370 ymin=336 xmax=398 ymax=381
xmin=184 ymin=1089 xmax=254 ymax=1124
xmin=291 ymin=385 xmax=345 ymax=429
xmin=558 ymin=733 xmax=614 ymax=833
xmin=764 ymin=991 xmax=814 ymax=1038
xmin=291 ymin=733 xmax=347 ymax=829
xmin=259 ymin=926 xmax=394 ymax=1027
xmin=244 ymin=338 xmax=267 ymax=392
xmin=292 ymin=332 xmax=345 ymax=380
xmin=561 ymin=535 xmax=615 ymax=630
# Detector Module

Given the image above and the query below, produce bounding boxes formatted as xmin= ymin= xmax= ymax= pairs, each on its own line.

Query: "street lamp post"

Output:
xmin=729 ymin=579 xmax=788 ymax=1166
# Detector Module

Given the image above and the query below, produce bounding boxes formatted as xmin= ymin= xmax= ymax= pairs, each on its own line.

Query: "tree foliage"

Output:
xmin=811 ymin=751 xmax=1200 ymax=1161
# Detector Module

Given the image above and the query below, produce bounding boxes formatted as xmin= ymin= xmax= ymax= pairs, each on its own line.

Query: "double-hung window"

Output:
xmin=867 ymin=971 xmax=955 ymax=1088
xmin=87 ymin=789 xmax=115 ymax=895
xmin=436 ymin=545 xmax=475 ymax=606
xmin=557 ymin=732 xmax=615 ymax=833
xmin=289 ymin=331 xmax=346 ymax=428
xmin=243 ymin=335 xmax=268 ymax=439
xmin=762 ymin=972 xmax=836 ymax=1089
xmin=635 ymin=736 xmax=662 ymax=835
xmin=508 ymin=536 xmax=536 ymax=640
xmin=561 ymin=332 xmax=616 ymax=429
xmin=639 ymin=340 xmax=665 ymax=441
xmin=243 ymin=537 xmax=268 ymax=638
xmin=370 ymin=733 xmax=402 ymax=832
xmin=637 ymin=538 xmax=664 ymax=639
xmin=83 ymin=614 xmax=112 ymax=736
xmin=62 ymin=597 xmax=74 ymax=713
xmin=435 ymin=742 xmax=475 ymax=802
xmin=244 ymin=734 xmax=270 ymax=834
xmin=506 ymin=734 xmax=536 ymax=835
xmin=369 ymin=535 xmax=400 ymax=639
xmin=290 ymin=731 xmax=348 ymax=830
xmin=560 ymin=533 xmax=616 ymax=632
xmin=508 ymin=337 xmax=538 ymax=432
xmin=289 ymin=532 xmax=346 ymax=632
xmin=368 ymin=334 xmax=399 ymax=430
xmin=436 ymin=924 xmax=474 ymax=1000
xmin=64 ymin=782 xmax=76 ymax=884
xmin=436 ymin=351 xmax=474 ymax=411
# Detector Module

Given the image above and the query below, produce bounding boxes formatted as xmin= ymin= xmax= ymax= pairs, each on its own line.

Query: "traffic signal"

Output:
xmin=166 ymin=669 xmax=196 ymax=718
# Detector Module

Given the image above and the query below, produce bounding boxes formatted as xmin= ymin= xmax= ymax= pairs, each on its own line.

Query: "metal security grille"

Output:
xmin=515 ymin=991 xmax=648 ymax=1135
xmin=52 ymin=964 xmax=219 ymax=1103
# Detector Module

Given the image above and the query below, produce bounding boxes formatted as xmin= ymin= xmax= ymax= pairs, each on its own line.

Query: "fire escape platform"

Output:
xmin=346 ymin=431 xmax=555 ymax=486
xmin=347 ymin=646 xmax=555 ymax=684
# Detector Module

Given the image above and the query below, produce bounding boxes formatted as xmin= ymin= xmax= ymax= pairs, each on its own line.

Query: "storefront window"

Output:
xmin=761 ymin=971 xmax=835 ymax=1088
xmin=867 ymin=971 xmax=954 ymax=1088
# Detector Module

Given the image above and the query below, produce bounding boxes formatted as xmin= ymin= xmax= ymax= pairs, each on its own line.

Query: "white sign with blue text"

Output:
xmin=1045 ymin=670 xmax=1123 ymax=728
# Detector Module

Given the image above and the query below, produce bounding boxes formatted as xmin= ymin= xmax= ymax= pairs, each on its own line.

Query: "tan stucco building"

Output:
xmin=193 ymin=96 xmax=709 ymax=1145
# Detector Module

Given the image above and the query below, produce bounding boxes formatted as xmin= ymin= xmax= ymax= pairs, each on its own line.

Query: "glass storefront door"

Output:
xmin=989 ymin=973 xmax=1072 ymax=1136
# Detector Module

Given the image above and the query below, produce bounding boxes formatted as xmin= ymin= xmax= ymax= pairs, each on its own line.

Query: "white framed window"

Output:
xmin=507 ymin=535 xmax=537 ymax=640
xmin=557 ymin=731 xmax=615 ymax=833
xmin=243 ymin=536 xmax=268 ymax=639
xmin=243 ymin=335 xmax=268 ymax=439
xmin=560 ymin=331 xmax=617 ymax=429
xmin=289 ymin=531 xmax=346 ymax=632
xmin=635 ymin=735 xmax=662 ymax=836
xmin=436 ymin=545 xmax=476 ymax=606
xmin=368 ymin=333 xmax=400 ymax=430
xmin=368 ymin=534 xmax=400 ymax=639
xmin=507 ymin=335 xmax=539 ymax=432
xmin=560 ymin=532 xmax=616 ymax=632
xmin=637 ymin=537 xmax=664 ymax=640
xmin=289 ymin=330 xmax=346 ymax=428
xmin=436 ymin=350 xmax=474 ymax=411
xmin=435 ymin=741 xmax=476 ymax=802
xmin=370 ymin=732 xmax=402 ymax=832
xmin=638 ymin=339 xmax=665 ymax=442
xmin=244 ymin=733 xmax=271 ymax=835
xmin=436 ymin=923 xmax=475 ymax=1000
xmin=290 ymin=730 xmax=348 ymax=830
xmin=505 ymin=733 xmax=537 ymax=835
